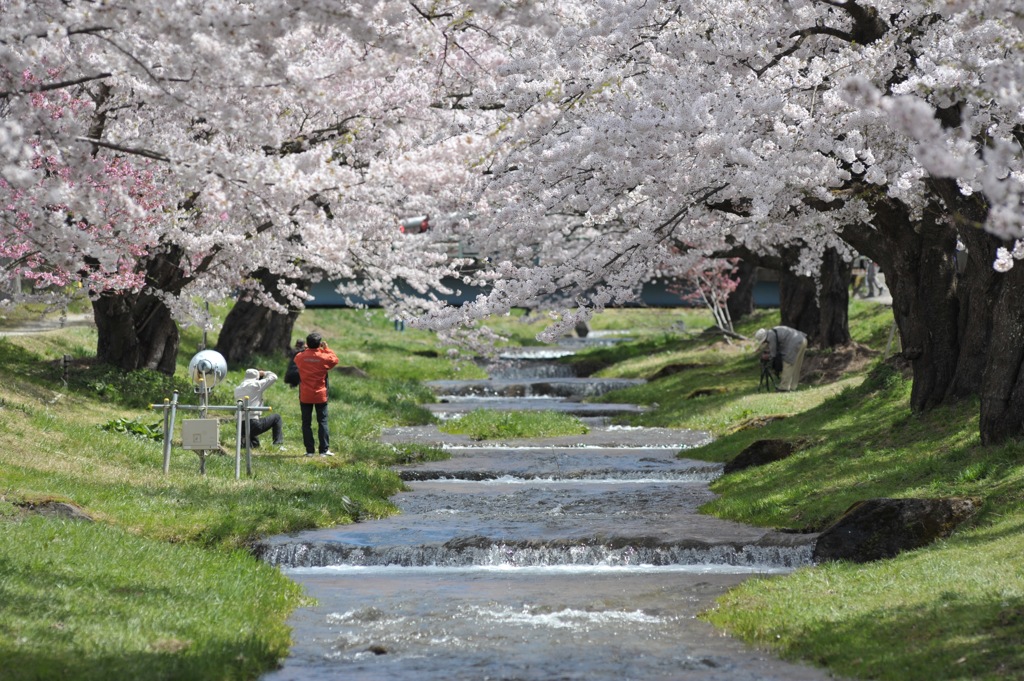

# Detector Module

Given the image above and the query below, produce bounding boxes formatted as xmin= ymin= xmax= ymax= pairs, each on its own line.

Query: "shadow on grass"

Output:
xmin=780 ymin=593 xmax=1024 ymax=681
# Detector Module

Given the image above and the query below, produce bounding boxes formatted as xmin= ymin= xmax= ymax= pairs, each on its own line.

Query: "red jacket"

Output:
xmin=296 ymin=345 xmax=338 ymax=404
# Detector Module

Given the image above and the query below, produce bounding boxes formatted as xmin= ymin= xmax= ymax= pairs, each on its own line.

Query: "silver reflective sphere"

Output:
xmin=187 ymin=350 xmax=228 ymax=389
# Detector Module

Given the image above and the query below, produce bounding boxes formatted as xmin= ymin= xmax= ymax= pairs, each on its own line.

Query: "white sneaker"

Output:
xmin=276 ymin=445 xmax=287 ymax=453
xmin=321 ymin=451 xmax=335 ymax=457
xmin=305 ymin=452 xmax=315 ymax=457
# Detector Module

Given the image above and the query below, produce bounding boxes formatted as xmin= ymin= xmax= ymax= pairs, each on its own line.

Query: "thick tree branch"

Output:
xmin=0 ymin=73 xmax=112 ymax=98
xmin=74 ymin=137 xmax=170 ymax=162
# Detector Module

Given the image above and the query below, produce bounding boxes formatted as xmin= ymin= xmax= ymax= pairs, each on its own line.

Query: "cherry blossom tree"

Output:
xmin=1 ymin=1 xmax=508 ymax=369
xmin=662 ymin=254 xmax=739 ymax=334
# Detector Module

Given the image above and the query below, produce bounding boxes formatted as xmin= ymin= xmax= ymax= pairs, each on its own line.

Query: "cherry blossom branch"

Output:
xmin=0 ymin=73 xmax=113 ymax=98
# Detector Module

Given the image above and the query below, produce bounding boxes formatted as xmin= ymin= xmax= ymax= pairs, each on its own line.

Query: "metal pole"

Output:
xmin=235 ymin=399 xmax=244 ymax=481
xmin=165 ymin=391 xmax=179 ymax=474
xmin=160 ymin=398 xmax=171 ymax=474
xmin=244 ymin=401 xmax=253 ymax=477
xmin=198 ymin=386 xmax=209 ymax=476
xmin=151 ymin=397 xmax=271 ymax=478
xmin=884 ymin=319 xmax=898 ymax=359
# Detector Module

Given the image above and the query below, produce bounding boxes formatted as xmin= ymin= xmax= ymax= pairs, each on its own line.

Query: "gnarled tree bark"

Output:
xmin=215 ymin=269 xmax=308 ymax=365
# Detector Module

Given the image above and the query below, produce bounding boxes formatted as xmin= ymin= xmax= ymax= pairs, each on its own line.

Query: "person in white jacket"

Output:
xmin=755 ymin=326 xmax=808 ymax=392
xmin=233 ymin=368 xmax=285 ymax=450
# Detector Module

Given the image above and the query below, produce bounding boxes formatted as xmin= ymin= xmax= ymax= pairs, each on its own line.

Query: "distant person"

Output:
xmin=954 ymin=237 xmax=968 ymax=277
xmin=754 ymin=325 xmax=808 ymax=392
xmin=850 ymin=255 xmax=868 ymax=297
xmin=296 ymin=332 xmax=338 ymax=457
xmin=865 ymin=260 xmax=879 ymax=298
xmin=284 ymin=338 xmax=304 ymax=388
xmin=233 ymin=368 xmax=285 ymax=450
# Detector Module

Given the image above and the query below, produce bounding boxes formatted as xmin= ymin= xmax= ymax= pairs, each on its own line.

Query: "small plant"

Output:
xmin=100 ymin=417 xmax=164 ymax=442
xmin=955 ymin=462 xmax=992 ymax=484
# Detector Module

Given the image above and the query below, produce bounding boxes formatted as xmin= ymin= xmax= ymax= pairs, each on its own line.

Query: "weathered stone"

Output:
xmin=813 ymin=497 xmax=979 ymax=563
xmin=18 ymin=500 xmax=95 ymax=522
xmin=723 ymin=439 xmax=796 ymax=474
xmin=649 ymin=363 xmax=707 ymax=381
xmin=687 ymin=386 xmax=728 ymax=399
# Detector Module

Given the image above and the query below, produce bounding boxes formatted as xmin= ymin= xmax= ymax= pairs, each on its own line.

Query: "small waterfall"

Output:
xmin=427 ymin=377 xmax=646 ymax=398
xmin=397 ymin=468 xmax=722 ymax=482
xmin=257 ymin=540 xmax=816 ymax=570
xmin=478 ymin=358 xmax=578 ymax=380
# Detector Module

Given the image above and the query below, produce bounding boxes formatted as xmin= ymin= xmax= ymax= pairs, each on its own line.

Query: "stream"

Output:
xmin=257 ymin=342 xmax=834 ymax=681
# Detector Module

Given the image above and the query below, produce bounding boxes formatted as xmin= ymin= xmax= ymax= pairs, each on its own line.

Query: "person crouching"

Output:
xmin=233 ymin=368 xmax=285 ymax=450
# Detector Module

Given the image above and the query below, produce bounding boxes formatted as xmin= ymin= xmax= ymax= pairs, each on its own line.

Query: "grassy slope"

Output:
xmin=2 ymin=302 xmax=1023 ymax=680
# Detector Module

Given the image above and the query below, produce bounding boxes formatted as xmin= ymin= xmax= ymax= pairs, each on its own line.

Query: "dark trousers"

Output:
xmin=247 ymin=413 xmax=283 ymax=446
xmin=300 ymin=401 xmax=330 ymax=454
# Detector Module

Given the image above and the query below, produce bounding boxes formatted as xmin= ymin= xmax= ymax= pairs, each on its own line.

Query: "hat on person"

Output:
xmin=754 ymin=328 xmax=768 ymax=344
xmin=244 ymin=368 xmax=259 ymax=380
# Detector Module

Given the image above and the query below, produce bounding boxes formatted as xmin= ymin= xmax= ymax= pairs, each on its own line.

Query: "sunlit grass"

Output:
xmin=0 ymin=517 xmax=303 ymax=681
xmin=533 ymin=303 xmax=1024 ymax=681
xmin=0 ymin=308 xmax=456 ymax=680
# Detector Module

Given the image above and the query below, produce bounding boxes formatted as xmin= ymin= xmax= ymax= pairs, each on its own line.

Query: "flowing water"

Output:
xmin=258 ymin=349 xmax=834 ymax=681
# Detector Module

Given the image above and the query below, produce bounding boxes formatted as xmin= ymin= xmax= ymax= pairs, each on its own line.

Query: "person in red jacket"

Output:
xmin=296 ymin=332 xmax=339 ymax=457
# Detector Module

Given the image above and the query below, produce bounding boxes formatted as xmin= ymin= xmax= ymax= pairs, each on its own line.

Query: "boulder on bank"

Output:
xmin=723 ymin=439 xmax=796 ymax=474
xmin=14 ymin=499 xmax=95 ymax=522
xmin=648 ymin=363 xmax=707 ymax=381
xmin=813 ymin=497 xmax=978 ymax=564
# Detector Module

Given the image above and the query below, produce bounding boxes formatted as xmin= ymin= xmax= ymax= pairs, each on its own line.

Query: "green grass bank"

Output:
xmin=1 ymin=303 xmax=1022 ymax=680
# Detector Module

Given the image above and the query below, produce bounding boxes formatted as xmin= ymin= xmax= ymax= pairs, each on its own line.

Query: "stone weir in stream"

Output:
xmin=254 ymin=425 xmax=819 ymax=572
xmin=429 ymin=344 xmax=650 ymax=417
xmin=427 ymin=377 xmax=646 ymax=399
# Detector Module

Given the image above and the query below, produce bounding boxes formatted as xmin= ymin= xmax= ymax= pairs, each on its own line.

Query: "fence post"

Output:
xmin=163 ymin=391 xmax=179 ymax=474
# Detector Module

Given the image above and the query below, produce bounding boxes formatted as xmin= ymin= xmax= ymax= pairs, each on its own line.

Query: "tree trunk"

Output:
xmin=843 ymin=200 xmax=961 ymax=412
xmin=980 ymin=259 xmax=1024 ymax=444
xmin=726 ymin=239 xmax=851 ymax=349
xmin=726 ymin=257 xmax=757 ymax=322
xmin=215 ymin=270 xmax=307 ymax=365
xmin=817 ymin=248 xmax=853 ymax=347
xmin=92 ymin=293 xmax=179 ymax=374
xmin=946 ymin=225 xmax=1000 ymax=400
xmin=779 ymin=267 xmax=819 ymax=340
xmin=777 ymin=247 xmax=851 ymax=348
xmin=92 ymin=249 xmax=184 ymax=374
xmin=928 ymin=178 xmax=996 ymax=402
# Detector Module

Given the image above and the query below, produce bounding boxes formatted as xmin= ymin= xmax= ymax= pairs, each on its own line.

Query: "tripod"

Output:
xmin=758 ymin=356 xmax=778 ymax=392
